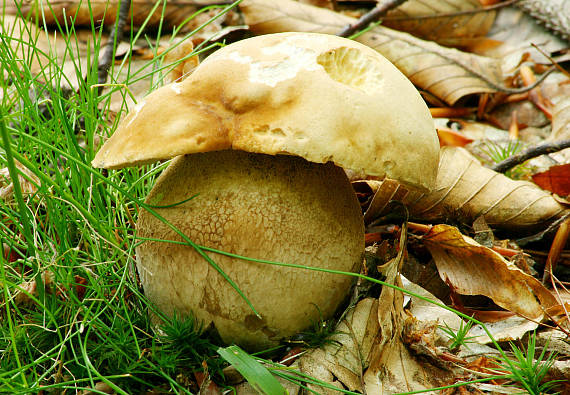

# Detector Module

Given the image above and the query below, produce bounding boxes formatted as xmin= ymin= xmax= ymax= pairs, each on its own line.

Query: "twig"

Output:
xmin=542 ymin=217 xmax=570 ymax=285
xmin=337 ymin=0 xmax=409 ymax=38
xmin=531 ymin=43 xmax=570 ymax=80
xmin=491 ymin=139 xmax=570 ymax=173
xmin=97 ymin=0 xmax=132 ymax=88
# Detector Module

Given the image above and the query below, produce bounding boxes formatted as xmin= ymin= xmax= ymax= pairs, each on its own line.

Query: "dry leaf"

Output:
xmin=532 ymin=164 xmax=570 ymax=197
xmin=11 ymin=272 xmax=54 ymax=306
xmin=362 ymin=237 xmax=452 ymax=394
xmin=468 ymin=315 xmax=540 ymax=344
xmin=1 ymin=15 xmax=48 ymax=78
xmin=299 ymin=0 xmax=335 ymax=9
xmin=383 ymin=0 xmax=496 ymax=46
xmin=0 ymin=159 xmax=41 ymax=199
xmin=357 ymin=147 xmax=569 ymax=231
xmin=7 ymin=0 xmax=227 ymax=32
xmin=162 ymin=39 xmax=200 ymax=84
xmin=299 ymin=298 xmax=380 ymax=394
xmin=422 ymin=224 xmax=557 ymax=320
xmin=298 ymin=228 xmax=450 ymax=393
xmin=78 ymin=382 xmax=114 ymax=395
xmin=551 ymin=95 xmax=570 ymax=141
xmin=2 ymin=15 xmax=99 ymax=90
xmin=483 ymin=6 xmax=569 ymax=71
xmin=516 ymin=0 xmax=570 ymax=41
xmin=239 ymin=0 xmax=504 ymax=105
xmin=437 ymin=128 xmax=474 ymax=147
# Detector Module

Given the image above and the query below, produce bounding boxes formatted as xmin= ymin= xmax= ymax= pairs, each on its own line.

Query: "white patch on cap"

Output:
xmin=228 ymin=42 xmax=321 ymax=87
xmin=170 ymin=83 xmax=182 ymax=95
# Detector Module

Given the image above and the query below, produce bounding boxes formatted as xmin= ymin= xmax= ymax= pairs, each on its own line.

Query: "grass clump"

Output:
xmin=0 ymin=2 xmax=232 ymax=392
xmin=500 ymin=333 xmax=562 ymax=395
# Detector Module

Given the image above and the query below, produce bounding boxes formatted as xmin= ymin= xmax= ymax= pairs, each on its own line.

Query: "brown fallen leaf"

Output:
xmin=239 ymin=0 xmax=504 ymax=105
xmin=299 ymin=0 xmax=334 ymax=9
xmin=11 ymin=272 xmax=54 ymax=306
xmin=532 ymin=164 xmax=570 ymax=197
xmin=0 ymin=159 xmax=41 ymax=200
xmin=551 ymin=95 xmax=570 ymax=141
xmin=298 ymin=226 xmax=453 ymax=393
xmin=437 ymin=128 xmax=474 ymax=147
xmin=2 ymin=15 xmax=103 ymax=90
xmin=7 ymin=0 xmax=229 ymax=33
xmin=1 ymin=15 xmax=48 ymax=78
xmin=162 ymin=39 xmax=200 ymax=84
xmin=382 ymin=0 xmax=496 ymax=47
xmin=78 ymin=382 xmax=114 ymax=395
xmin=356 ymin=147 xmax=569 ymax=231
xmin=422 ymin=224 xmax=557 ymax=320
xmin=482 ymin=5 xmax=569 ymax=71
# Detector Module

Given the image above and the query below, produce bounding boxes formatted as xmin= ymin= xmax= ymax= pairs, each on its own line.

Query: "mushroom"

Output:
xmin=92 ymin=32 xmax=439 ymax=350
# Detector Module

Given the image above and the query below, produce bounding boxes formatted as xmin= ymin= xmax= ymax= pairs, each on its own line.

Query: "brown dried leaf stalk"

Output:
xmin=240 ymin=0 xmax=504 ymax=105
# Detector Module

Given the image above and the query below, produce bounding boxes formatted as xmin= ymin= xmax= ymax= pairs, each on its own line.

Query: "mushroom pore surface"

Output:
xmin=136 ymin=150 xmax=364 ymax=350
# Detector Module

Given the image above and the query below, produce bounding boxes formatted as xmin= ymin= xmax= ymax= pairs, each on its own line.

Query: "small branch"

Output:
xmin=491 ymin=139 xmax=570 ymax=173
xmin=542 ymin=217 xmax=570 ymax=285
xmin=337 ymin=0 xmax=409 ymax=38
xmin=97 ymin=0 xmax=132 ymax=88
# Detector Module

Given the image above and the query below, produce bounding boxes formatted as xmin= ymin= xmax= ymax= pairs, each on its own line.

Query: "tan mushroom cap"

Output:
xmin=92 ymin=32 xmax=439 ymax=191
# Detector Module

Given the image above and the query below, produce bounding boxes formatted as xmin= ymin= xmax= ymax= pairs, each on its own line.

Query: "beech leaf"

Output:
xmin=383 ymin=0 xmax=496 ymax=46
xmin=239 ymin=0 xmax=504 ymax=105
xmin=422 ymin=224 xmax=557 ymax=320
xmin=6 ymin=0 xmax=225 ymax=32
xmin=356 ymin=147 xmax=569 ymax=231
xmin=532 ymin=164 xmax=570 ymax=197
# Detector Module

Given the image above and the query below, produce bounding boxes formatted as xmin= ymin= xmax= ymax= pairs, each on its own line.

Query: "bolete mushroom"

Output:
xmin=92 ymin=32 xmax=439 ymax=350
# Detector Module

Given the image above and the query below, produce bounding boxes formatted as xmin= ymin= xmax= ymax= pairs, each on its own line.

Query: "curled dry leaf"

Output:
xmin=12 ymin=272 xmax=54 ymax=306
xmin=239 ymin=0 xmax=504 ymax=105
xmin=437 ymin=128 xmax=474 ymax=147
xmin=356 ymin=147 xmax=569 ymax=231
xmin=0 ymin=159 xmax=41 ymax=200
xmin=6 ymin=0 xmax=228 ymax=32
xmin=422 ymin=224 xmax=557 ymax=320
xmin=162 ymin=39 xmax=200 ymax=84
xmin=383 ymin=0 xmax=496 ymax=46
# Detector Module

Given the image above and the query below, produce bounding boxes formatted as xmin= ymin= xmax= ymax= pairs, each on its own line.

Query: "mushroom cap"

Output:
xmin=136 ymin=150 xmax=364 ymax=350
xmin=92 ymin=32 xmax=439 ymax=191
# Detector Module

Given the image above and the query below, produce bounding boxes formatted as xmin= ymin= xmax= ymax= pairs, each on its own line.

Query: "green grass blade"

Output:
xmin=218 ymin=345 xmax=286 ymax=395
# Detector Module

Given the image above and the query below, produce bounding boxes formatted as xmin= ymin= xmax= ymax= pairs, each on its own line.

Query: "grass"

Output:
xmin=477 ymin=138 xmax=530 ymax=179
xmin=0 ymin=2 xmax=565 ymax=394
xmin=0 ymin=2 xmax=241 ymax=392
xmin=500 ymin=333 xmax=562 ymax=395
xmin=440 ymin=317 xmax=477 ymax=351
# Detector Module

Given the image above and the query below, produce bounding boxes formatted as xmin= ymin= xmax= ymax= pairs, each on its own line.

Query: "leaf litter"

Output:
xmin=2 ymin=0 xmax=570 ymax=393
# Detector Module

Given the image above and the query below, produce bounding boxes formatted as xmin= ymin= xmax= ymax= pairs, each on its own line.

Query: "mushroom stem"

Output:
xmin=136 ymin=150 xmax=364 ymax=350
